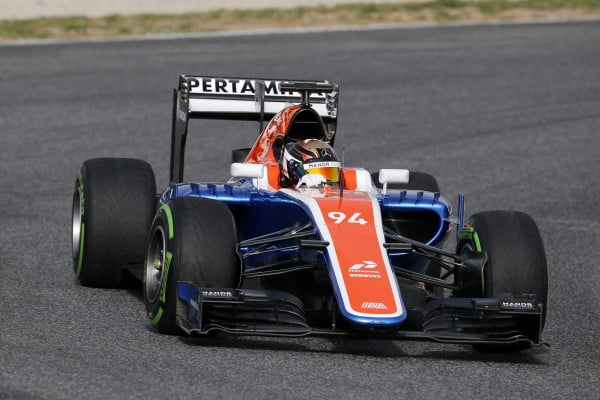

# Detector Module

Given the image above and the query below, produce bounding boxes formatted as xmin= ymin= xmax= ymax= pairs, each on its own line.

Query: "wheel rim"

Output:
xmin=72 ymin=189 xmax=82 ymax=260
xmin=145 ymin=225 xmax=166 ymax=304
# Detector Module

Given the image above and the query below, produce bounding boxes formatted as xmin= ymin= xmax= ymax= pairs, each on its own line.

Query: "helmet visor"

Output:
xmin=305 ymin=166 xmax=339 ymax=183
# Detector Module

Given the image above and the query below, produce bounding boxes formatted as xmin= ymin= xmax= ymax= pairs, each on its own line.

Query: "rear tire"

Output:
xmin=72 ymin=158 xmax=156 ymax=288
xmin=143 ymin=197 xmax=241 ymax=334
xmin=371 ymin=171 xmax=439 ymax=192
xmin=457 ymin=210 xmax=548 ymax=352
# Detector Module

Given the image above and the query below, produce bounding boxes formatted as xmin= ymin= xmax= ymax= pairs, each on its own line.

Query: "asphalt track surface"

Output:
xmin=1 ymin=20 xmax=599 ymax=399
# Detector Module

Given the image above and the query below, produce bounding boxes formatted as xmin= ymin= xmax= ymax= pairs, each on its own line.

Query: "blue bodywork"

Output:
xmin=162 ymin=180 xmax=450 ymax=328
xmin=160 ymin=181 xmax=449 ymax=244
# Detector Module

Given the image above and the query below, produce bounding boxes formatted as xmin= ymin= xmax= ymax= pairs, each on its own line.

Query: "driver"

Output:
xmin=280 ymin=139 xmax=341 ymax=188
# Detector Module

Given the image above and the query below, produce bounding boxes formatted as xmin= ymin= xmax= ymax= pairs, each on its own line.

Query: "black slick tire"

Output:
xmin=72 ymin=158 xmax=156 ymax=288
xmin=143 ymin=197 xmax=240 ymax=334
xmin=457 ymin=210 xmax=548 ymax=352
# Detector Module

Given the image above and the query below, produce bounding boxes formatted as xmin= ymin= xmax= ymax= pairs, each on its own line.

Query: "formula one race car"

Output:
xmin=71 ymin=76 xmax=548 ymax=352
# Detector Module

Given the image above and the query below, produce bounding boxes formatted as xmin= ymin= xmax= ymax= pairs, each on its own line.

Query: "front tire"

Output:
xmin=72 ymin=158 xmax=156 ymax=288
xmin=143 ymin=197 xmax=241 ymax=334
xmin=457 ymin=210 xmax=548 ymax=352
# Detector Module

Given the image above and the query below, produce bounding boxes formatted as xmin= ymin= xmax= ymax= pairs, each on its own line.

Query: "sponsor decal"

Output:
xmin=349 ymin=260 xmax=377 ymax=270
xmin=304 ymin=161 xmax=341 ymax=169
xmin=187 ymin=78 xmax=327 ymax=98
xmin=361 ymin=302 xmax=388 ymax=310
xmin=201 ymin=290 xmax=233 ymax=298
xmin=348 ymin=260 xmax=381 ymax=279
xmin=501 ymin=301 xmax=536 ymax=310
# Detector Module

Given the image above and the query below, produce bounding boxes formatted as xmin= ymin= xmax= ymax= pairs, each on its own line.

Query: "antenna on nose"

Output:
xmin=339 ymin=146 xmax=346 ymax=197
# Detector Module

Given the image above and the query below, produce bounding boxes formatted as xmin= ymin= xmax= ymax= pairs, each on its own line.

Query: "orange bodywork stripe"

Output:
xmin=244 ymin=106 xmax=301 ymax=191
xmin=314 ymin=192 xmax=398 ymax=315
xmin=245 ymin=105 xmax=300 ymax=165
xmin=342 ymin=168 xmax=357 ymax=190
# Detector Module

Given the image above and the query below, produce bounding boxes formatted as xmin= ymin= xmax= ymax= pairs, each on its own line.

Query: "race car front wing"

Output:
xmin=176 ymin=282 xmax=544 ymax=346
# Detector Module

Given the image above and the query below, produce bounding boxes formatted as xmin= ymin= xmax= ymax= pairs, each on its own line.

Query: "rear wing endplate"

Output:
xmin=170 ymin=75 xmax=339 ymax=183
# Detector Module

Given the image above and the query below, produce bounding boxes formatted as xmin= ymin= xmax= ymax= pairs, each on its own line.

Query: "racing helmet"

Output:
xmin=281 ymin=139 xmax=340 ymax=186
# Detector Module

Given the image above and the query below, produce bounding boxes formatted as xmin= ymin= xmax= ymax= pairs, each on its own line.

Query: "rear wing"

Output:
xmin=170 ymin=75 xmax=339 ymax=183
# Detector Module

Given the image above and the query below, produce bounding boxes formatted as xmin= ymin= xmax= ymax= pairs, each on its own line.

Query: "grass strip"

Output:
xmin=1 ymin=0 xmax=599 ymax=41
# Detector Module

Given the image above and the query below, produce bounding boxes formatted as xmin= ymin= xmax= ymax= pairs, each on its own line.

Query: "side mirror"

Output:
xmin=378 ymin=169 xmax=409 ymax=195
xmin=230 ymin=163 xmax=268 ymax=190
